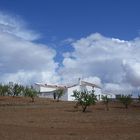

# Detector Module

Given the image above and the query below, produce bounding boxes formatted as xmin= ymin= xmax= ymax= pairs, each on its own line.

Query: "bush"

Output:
xmin=24 ymin=87 xmax=38 ymax=102
xmin=0 ymin=84 xmax=9 ymax=96
xmin=12 ymin=84 xmax=24 ymax=97
xmin=72 ymin=90 xmax=97 ymax=112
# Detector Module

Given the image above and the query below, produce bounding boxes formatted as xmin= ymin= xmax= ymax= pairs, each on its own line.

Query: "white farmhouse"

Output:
xmin=34 ymin=79 xmax=102 ymax=101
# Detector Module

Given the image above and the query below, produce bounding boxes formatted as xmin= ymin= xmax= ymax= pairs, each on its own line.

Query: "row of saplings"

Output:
xmin=0 ymin=83 xmax=65 ymax=103
xmin=0 ymin=83 xmax=37 ymax=102
xmin=0 ymin=83 xmax=140 ymax=112
xmin=72 ymin=90 xmax=140 ymax=112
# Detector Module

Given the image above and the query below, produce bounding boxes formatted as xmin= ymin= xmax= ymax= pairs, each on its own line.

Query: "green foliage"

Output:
xmin=12 ymin=84 xmax=24 ymax=97
xmin=24 ymin=87 xmax=37 ymax=102
xmin=0 ymin=84 xmax=9 ymax=96
xmin=72 ymin=90 xmax=97 ymax=112
xmin=101 ymin=95 xmax=110 ymax=111
xmin=54 ymin=89 xmax=64 ymax=101
xmin=0 ymin=83 xmax=38 ymax=103
xmin=118 ymin=94 xmax=133 ymax=109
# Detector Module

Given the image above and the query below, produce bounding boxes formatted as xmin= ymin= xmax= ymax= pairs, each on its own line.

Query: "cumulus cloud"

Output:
xmin=83 ymin=76 xmax=102 ymax=87
xmin=60 ymin=33 xmax=140 ymax=89
xmin=0 ymin=12 xmax=59 ymax=84
xmin=122 ymin=60 xmax=140 ymax=87
xmin=1 ymin=11 xmax=140 ymax=91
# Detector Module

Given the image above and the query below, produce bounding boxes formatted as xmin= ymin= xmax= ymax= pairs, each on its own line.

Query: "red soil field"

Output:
xmin=0 ymin=96 xmax=140 ymax=140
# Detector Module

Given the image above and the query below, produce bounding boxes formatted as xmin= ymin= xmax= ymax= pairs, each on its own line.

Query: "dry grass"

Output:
xmin=0 ymin=96 xmax=140 ymax=140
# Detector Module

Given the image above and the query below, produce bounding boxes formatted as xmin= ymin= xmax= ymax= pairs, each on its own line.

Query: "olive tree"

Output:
xmin=0 ymin=84 xmax=9 ymax=96
xmin=54 ymin=89 xmax=64 ymax=102
xmin=24 ymin=87 xmax=38 ymax=102
xmin=72 ymin=90 xmax=97 ymax=112
xmin=11 ymin=84 xmax=24 ymax=97
xmin=119 ymin=95 xmax=133 ymax=109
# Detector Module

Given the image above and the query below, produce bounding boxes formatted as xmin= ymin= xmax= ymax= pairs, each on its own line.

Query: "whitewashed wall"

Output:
xmin=67 ymin=85 xmax=80 ymax=101
xmin=34 ymin=84 xmax=103 ymax=101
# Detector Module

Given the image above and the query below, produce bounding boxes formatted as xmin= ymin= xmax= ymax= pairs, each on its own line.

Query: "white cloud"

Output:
xmin=0 ymin=12 xmax=40 ymax=41
xmin=1 ymin=11 xmax=140 ymax=90
xmin=83 ymin=76 xmax=102 ymax=87
xmin=0 ymin=12 xmax=59 ymax=84
xmin=122 ymin=60 xmax=140 ymax=87
xmin=60 ymin=33 xmax=140 ymax=89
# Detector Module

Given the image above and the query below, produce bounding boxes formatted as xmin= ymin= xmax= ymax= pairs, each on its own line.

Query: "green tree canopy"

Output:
xmin=0 ymin=84 xmax=9 ymax=96
xmin=72 ymin=90 xmax=97 ymax=112
xmin=24 ymin=86 xmax=38 ymax=102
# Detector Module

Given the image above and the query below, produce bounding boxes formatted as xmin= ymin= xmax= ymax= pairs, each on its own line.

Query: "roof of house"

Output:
xmin=35 ymin=80 xmax=101 ymax=89
xmin=35 ymin=83 xmax=67 ymax=89
xmin=80 ymin=81 xmax=101 ymax=89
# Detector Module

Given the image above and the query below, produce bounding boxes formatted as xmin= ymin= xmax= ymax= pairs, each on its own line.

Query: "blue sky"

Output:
xmin=0 ymin=0 xmax=140 ymax=90
xmin=1 ymin=0 xmax=140 ymax=62
xmin=1 ymin=0 xmax=140 ymax=40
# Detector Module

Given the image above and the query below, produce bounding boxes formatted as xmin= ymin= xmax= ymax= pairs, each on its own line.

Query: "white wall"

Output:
xmin=34 ymin=84 xmax=57 ymax=92
xmin=67 ymin=85 xmax=80 ymax=101
xmin=34 ymin=84 xmax=103 ymax=101
xmin=34 ymin=85 xmax=68 ymax=100
xmin=40 ymin=86 xmax=57 ymax=92
xmin=38 ymin=92 xmax=54 ymax=98
xmin=66 ymin=85 xmax=102 ymax=101
xmin=60 ymin=89 xmax=68 ymax=101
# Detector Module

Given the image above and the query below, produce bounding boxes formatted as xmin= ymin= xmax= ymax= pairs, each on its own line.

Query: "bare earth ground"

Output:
xmin=0 ymin=96 xmax=140 ymax=140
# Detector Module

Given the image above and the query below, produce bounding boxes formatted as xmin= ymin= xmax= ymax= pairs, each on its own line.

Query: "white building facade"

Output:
xmin=34 ymin=79 xmax=103 ymax=101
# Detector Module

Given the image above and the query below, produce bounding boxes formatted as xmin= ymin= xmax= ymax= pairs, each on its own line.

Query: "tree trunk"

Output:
xmin=53 ymin=92 xmax=56 ymax=100
xmin=31 ymin=97 xmax=34 ymax=102
xmin=82 ymin=105 xmax=87 ymax=112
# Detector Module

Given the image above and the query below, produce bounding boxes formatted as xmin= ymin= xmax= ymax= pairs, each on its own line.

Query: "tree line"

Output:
xmin=0 ymin=83 xmax=37 ymax=102
xmin=0 ymin=83 xmax=140 ymax=112
xmin=72 ymin=90 xmax=140 ymax=112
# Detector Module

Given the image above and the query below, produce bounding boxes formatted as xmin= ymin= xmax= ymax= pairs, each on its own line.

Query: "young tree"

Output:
xmin=24 ymin=87 xmax=37 ymax=102
xmin=119 ymin=95 xmax=133 ymax=109
xmin=0 ymin=84 xmax=9 ymax=96
xmin=54 ymin=89 xmax=64 ymax=102
xmin=12 ymin=84 xmax=23 ymax=97
xmin=53 ymin=92 xmax=56 ymax=100
xmin=72 ymin=90 xmax=97 ymax=112
xmin=102 ymin=95 xmax=110 ymax=111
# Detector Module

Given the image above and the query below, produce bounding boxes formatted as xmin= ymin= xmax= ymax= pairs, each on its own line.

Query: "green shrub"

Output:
xmin=12 ymin=84 xmax=24 ymax=97
xmin=24 ymin=87 xmax=38 ymax=102
xmin=0 ymin=84 xmax=9 ymax=96
xmin=72 ymin=90 xmax=97 ymax=112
